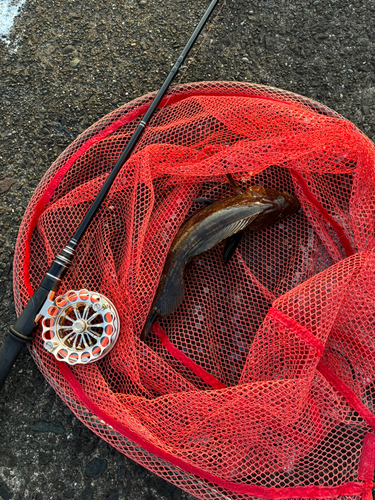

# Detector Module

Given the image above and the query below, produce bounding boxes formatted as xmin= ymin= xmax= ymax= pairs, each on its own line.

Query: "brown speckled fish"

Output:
xmin=141 ymin=185 xmax=300 ymax=340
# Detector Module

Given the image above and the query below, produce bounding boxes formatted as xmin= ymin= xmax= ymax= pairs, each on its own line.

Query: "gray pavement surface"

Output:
xmin=0 ymin=0 xmax=374 ymax=499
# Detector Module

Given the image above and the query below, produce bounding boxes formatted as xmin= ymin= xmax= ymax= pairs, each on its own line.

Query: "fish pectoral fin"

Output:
xmin=189 ymin=213 xmax=259 ymax=257
xmin=223 ymin=232 xmax=244 ymax=263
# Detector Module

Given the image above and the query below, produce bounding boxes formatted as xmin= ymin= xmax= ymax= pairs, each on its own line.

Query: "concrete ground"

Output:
xmin=0 ymin=0 xmax=374 ymax=499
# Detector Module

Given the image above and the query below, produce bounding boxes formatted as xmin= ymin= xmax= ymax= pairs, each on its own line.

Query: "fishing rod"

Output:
xmin=0 ymin=0 xmax=220 ymax=390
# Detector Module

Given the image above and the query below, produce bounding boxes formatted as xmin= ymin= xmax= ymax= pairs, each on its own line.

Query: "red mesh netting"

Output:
xmin=13 ymin=82 xmax=375 ymax=500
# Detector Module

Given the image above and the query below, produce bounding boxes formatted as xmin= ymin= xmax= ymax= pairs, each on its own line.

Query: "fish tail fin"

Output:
xmin=141 ymin=275 xmax=186 ymax=341
xmin=141 ymin=308 xmax=159 ymax=341
xmin=157 ymin=275 xmax=185 ymax=317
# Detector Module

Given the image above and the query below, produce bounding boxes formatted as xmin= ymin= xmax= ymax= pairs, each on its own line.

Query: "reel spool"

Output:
xmin=40 ymin=289 xmax=120 ymax=365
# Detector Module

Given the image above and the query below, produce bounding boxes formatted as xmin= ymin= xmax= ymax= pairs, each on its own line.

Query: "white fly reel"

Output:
xmin=40 ymin=289 xmax=120 ymax=365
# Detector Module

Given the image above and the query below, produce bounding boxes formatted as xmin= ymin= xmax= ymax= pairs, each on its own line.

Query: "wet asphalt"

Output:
xmin=0 ymin=0 xmax=374 ymax=499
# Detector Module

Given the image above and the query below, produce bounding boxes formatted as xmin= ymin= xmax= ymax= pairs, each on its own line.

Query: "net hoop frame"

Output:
xmin=13 ymin=81 xmax=375 ymax=500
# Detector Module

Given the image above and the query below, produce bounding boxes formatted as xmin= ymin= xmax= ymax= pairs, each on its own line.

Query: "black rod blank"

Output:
xmin=0 ymin=0 xmax=219 ymax=391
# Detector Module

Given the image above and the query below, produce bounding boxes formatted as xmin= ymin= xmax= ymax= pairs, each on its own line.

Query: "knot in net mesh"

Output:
xmin=13 ymin=82 xmax=375 ymax=499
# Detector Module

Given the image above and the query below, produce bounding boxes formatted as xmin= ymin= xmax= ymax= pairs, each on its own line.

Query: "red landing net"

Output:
xmin=13 ymin=81 xmax=375 ymax=500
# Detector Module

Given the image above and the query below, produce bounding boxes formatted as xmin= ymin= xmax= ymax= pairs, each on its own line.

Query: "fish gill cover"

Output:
xmin=12 ymin=81 xmax=375 ymax=499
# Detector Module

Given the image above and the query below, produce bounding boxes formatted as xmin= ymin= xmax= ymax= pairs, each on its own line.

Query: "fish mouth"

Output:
xmin=282 ymin=197 xmax=300 ymax=219
xmin=285 ymin=192 xmax=300 ymax=212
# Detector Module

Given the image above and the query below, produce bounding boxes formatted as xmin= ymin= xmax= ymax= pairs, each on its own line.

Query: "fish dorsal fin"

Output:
xmin=188 ymin=213 xmax=259 ymax=258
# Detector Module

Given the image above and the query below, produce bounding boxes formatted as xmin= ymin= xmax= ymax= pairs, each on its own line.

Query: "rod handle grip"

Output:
xmin=0 ymin=286 xmax=51 ymax=390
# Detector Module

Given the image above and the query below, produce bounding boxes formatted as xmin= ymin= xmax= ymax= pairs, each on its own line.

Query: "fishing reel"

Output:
xmin=39 ymin=289 xmax=120 ymax=365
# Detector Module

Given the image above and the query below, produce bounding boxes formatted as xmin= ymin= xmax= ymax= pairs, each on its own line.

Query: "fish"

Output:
xmin=141 ymin=185 xmax=300 ymax=340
